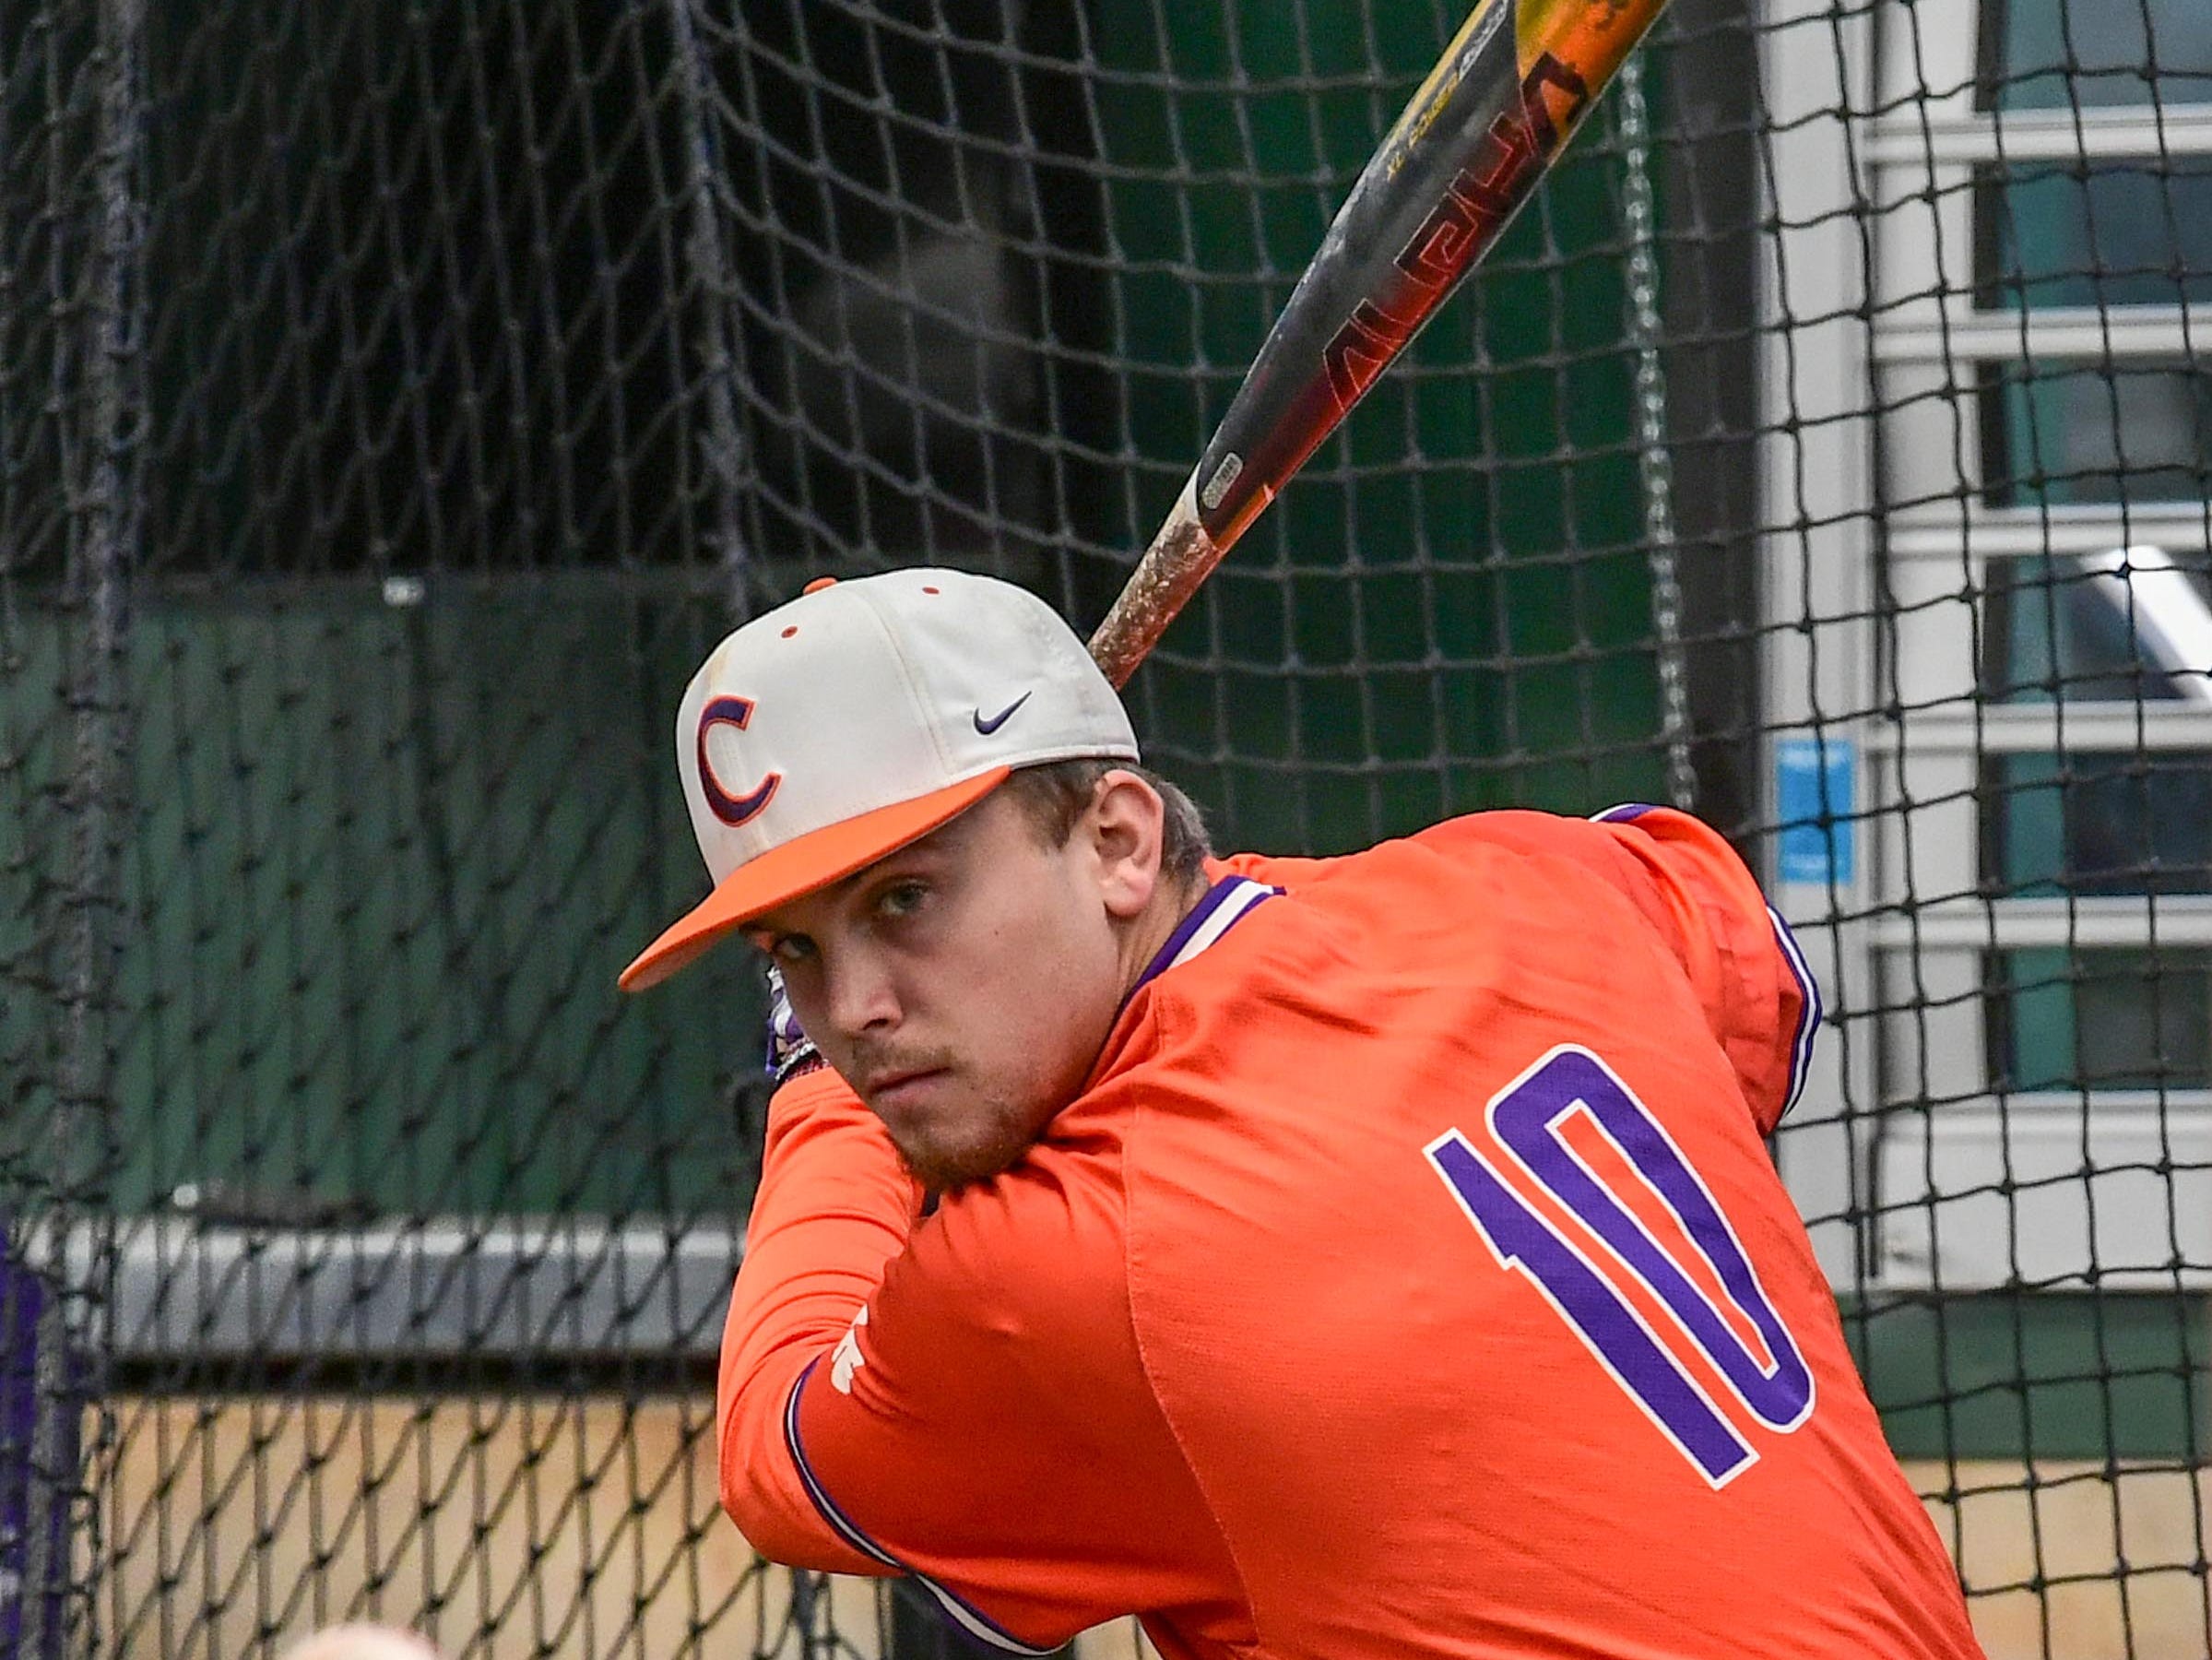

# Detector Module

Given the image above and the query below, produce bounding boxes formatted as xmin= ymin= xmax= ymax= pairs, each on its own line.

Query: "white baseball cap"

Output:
xmin=621 ymin=567 xmax=1139 ymax=991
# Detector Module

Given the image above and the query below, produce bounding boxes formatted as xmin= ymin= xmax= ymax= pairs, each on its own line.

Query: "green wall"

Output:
xmin=1851 ymin=1292 xmax=2211 ymax=1461
xmin=7 ymin=581 xmax=759 ymax=1216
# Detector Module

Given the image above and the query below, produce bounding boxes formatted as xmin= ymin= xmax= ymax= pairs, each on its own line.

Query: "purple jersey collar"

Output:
xmin=1126 ymin=875 xmax=1279 ymax=1004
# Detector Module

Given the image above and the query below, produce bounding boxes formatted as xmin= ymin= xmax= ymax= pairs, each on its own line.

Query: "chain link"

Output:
xmin=1618 ymin=50 xmax=1695 ymax=813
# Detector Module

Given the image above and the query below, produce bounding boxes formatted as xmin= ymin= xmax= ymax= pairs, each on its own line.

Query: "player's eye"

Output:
xmin=876 ymin=880 xmax=929 ymax=921
xmin=767 ymin=933 xmax=816 ymax=966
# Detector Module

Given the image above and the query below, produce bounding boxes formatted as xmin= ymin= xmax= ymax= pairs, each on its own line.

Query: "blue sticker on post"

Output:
xmin=1776 ymin=735 xmax=1854 ymax=886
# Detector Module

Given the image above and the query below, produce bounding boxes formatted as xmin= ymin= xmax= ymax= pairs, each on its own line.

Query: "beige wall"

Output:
xmin=101 ymin=1393 xmax=1153 ymax=1660
xmin=101 ymin=1399 xmax=2201 ymax=1658
xmin=105 ymin=1393 xmax=753 ymax=1659
xmin=1909 ymin=1459 xmax=2212 ymax=1660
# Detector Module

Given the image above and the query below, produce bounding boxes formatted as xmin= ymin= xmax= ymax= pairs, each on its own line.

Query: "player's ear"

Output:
xmin=1085 ymin=769 xmax=1165 ymax=920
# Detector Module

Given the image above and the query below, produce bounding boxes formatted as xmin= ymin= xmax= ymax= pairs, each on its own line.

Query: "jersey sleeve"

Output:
xmin=717 ymin=1065 xmax=927 ymax=1575
xmin=1588 ymin=805 xmax=1820 ymax=1132
xmin=718 ymin=1058 xmax=1247 ymax=1653
xmin=1381 ymin=806 xmax=1819 ymax=1135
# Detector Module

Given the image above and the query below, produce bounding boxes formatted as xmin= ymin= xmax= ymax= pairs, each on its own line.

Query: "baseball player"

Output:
xmin=622 ymin=568 xmax=1984 ymax=1658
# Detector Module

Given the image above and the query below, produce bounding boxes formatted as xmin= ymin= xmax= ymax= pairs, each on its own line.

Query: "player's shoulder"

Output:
xmin=906 ymin=897 xmax=1292 ymax=1295
xmin=886 ymin=1107 xmax=1139 ymax=1333
xmin=1297 ymin=803 xmax=1756 ymax=902
xmin=849 ymin=1164 xmax=1140 ymax=1429
xmin=1409 ymin=801 xmax=1733 ymax=869
xmin=1216 ymin=806 xmax=1647 ymax=907
xmin=1210 ymin=805 xmax=1777 ymax=988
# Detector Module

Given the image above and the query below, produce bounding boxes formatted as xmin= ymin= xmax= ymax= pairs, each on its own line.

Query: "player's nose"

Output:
xmin=820 ymin=948 xmax=901 ymax=1039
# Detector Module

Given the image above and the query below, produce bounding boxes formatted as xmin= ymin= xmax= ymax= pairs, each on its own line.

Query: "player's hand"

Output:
xmin=764 ymin=964 xmax=826 ymax=1086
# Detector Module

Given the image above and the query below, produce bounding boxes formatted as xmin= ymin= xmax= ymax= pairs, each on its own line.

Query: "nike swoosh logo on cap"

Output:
xmin=973 ymin=692 xmax=1032 ymax=735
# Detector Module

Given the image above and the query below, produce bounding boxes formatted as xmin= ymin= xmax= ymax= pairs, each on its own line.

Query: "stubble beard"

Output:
xmin=842 ymin=1031 xmax=1069 ymax=1194
xmin=889 ymin=1089 xmax=1043 ymax=1193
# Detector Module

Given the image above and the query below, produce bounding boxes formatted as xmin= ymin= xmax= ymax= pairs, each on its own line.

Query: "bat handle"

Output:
xmin=1087 ymin=477 xmax=1225 ymax=688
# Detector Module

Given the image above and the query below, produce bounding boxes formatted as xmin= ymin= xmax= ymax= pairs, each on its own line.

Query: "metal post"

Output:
xmin=30 ymin=0 xmax=145 ymax=1648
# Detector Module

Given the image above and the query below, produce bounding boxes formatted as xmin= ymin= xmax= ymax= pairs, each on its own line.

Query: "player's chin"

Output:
xmin=889 ymin=1099 xmax=1043 ymax=1195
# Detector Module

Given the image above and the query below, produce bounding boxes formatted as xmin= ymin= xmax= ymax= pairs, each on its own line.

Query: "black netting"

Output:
xmin=1 ymin=0 xmax=2206 ymax=1654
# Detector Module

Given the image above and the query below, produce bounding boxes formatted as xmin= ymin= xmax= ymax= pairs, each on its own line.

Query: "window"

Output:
xmin=1764 ymin=0 xmax=2212 ymax=1292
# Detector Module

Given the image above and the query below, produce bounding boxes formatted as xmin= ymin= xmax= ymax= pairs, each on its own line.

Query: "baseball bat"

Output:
xmin=1088 ymin=0 xmax=1671 ymax=687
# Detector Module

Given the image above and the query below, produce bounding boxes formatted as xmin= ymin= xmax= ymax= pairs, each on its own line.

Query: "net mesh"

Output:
xmin=0 ymin=0 xmax=2206 ymax=1654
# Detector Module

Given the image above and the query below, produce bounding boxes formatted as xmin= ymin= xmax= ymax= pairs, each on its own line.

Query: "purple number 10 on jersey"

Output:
xmin=1425 ymin=1047 xmax=1814 ymax=1487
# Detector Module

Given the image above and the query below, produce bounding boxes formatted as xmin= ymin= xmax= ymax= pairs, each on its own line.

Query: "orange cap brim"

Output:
xmin=619 ymin=766 xmax=1011 ymax=992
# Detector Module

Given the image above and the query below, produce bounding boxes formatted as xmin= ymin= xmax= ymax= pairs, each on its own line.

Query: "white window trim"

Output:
xmin=1864 ymin=104 xmax=2212 ymax=164
xmin=1875 ymin=305 xmax=2209 ymax=362
xmin=1759 ymin=0 xmax=1883 ymax=1286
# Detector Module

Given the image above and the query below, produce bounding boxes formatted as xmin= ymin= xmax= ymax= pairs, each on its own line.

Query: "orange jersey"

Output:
xmin=718 ymin=807 xmax=1983 ymax=1659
